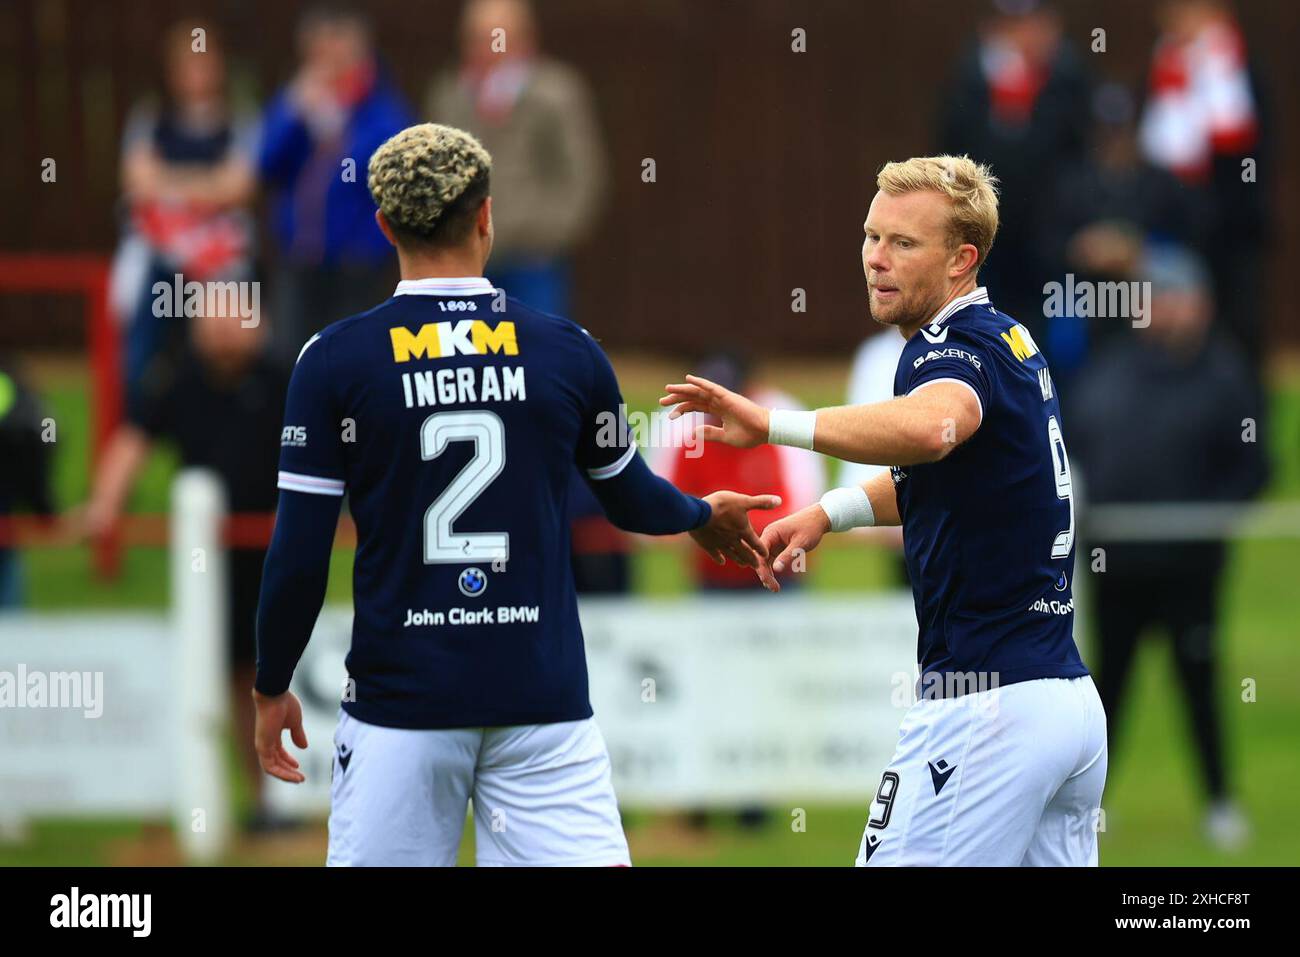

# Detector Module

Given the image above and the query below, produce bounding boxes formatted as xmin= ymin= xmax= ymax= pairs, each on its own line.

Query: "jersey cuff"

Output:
xmin=278 ymin=470 xmax=346 ymax=496
xmin=586 ymin=442 xmax=638 ymax=481
xmin=908 ymin=377 xmax=984 ymax=425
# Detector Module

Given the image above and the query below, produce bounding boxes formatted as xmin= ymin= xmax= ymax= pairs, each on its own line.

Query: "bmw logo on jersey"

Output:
xmin=458 ymin=566 xmax=489 ymax=598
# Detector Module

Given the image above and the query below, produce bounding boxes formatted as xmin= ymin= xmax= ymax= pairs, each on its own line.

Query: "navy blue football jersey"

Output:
xmin=891 ymin=287 xmax=1088 ymax=695
xmin=277 ymin=277 xmax=642 ymax=729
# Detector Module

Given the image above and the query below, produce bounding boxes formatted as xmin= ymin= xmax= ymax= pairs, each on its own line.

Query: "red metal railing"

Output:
xmin=0 ymin=253 xmax=121 ymax=574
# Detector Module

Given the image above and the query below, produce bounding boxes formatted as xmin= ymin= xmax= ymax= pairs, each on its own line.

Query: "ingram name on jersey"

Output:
xmin=891 ymin=286 xmax=1088 ymax=697
xmin=277 ymin=277 xmax=640 ymax=729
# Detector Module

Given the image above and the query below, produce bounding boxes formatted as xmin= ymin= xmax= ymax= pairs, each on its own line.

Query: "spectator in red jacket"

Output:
xmin=653 ymin=353 xmax=826 ymax=591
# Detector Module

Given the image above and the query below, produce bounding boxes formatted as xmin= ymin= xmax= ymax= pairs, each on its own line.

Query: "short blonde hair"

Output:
xmin=367 ymin=123 xmax=492 ymax=243
xmin=876 ymin=155 xmax=999 ymax=268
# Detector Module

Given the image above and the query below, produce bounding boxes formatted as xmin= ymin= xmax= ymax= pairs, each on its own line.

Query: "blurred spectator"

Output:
xmin=1039 ymin=82 xmax=1212 ymax=385
xmin=838 ymin=328 xmax=908 ymax=582
xmin=0 ymin=358 xmax=54 ymax=608
xmin=1068 ymin=245 xmax=1266 ymax=851
xmin=77 ymin=309 xmax=290 ymax=833
xmin=653 ymin=353 xmax=826 ymax=592
xmin=1138 ymin=0 xmax=1271 ymax=372
xmin=936 ymin=0 xmax=1091 ymax=352
xmin=259 ymin=4 xmax=412 ymax=360
xmin=427 ymin=0 xmax=607 ymax=317
xmin=112 ymin=21 xmax=258 ymax=406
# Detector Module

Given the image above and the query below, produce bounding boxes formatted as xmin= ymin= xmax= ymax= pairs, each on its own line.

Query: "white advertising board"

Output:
xmin=264 ymin=593 xmax=919 ymax=814
xmin=0 ymin=596 xmax=922 ymax=822
xmin=0 ymin=613 xmax=173 ymax=816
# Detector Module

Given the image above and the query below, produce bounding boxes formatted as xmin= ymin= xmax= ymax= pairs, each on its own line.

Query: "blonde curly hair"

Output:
xmin=367 ymin=123 xmax=493 ymax=243
xmin=876 ymin=155 xmax=1000 ymax=268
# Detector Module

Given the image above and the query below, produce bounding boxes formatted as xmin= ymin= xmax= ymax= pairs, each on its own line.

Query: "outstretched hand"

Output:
xmin=660 ymin=375 xmax=771 ymax=448
xmin=690 ymin=490 xmax=782 ymax=568
xmin=754 ymin=503 xmax=832 ymax=592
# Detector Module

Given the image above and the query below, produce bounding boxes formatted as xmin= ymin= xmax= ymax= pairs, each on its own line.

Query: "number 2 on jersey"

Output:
xmin=1046 ymin=414 xmax=1074 ymax=560
xmin=420 ymin=410 xmax=509 ymax=564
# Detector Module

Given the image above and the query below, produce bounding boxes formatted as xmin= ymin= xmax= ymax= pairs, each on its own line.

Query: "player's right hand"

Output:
xmin=253 ymin=689 xmax=309 ymax=784
xmin=691 ymin=491 xmax=782 ymax=568
xmin=659 ymin=375 xmax=771 ymax=448
xmin=755 ymin=503 xmax=832 ymax=592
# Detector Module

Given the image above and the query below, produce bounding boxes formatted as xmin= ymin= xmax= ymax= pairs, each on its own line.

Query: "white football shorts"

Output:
xmin=326 ymin=709 xmax=630 ymax=867
xmin=856 ymin=675 xmax=1108 ymax=866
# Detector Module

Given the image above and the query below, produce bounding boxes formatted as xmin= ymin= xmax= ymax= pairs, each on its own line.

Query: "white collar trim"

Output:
xmin=927 ymin=286 xmax=990 ymax=330
xmin=394 ymin=277 xmax=497 ymax=297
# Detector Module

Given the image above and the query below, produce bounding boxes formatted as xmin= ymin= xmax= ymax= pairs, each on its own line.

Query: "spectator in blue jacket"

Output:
xmin=259 ymin=4 xmax=413 ymax=360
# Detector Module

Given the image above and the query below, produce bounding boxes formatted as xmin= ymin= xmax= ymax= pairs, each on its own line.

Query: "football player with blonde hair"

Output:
xmin=661 ymin=154 xmax=1108 ymax=866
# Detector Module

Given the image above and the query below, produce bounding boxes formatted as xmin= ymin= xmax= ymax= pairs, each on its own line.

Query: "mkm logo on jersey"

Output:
xmin=1000 ymin=323 xmax=1040 ymax=362
xmin=390 ymin=320 xmax=518 ymax=363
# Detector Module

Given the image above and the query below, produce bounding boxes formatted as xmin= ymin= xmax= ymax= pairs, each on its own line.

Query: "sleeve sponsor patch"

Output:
xmin=912 ymin=347 xmax=983 ymax=371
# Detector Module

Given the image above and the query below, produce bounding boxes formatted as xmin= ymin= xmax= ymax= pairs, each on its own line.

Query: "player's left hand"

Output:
xmin=691 ymin=490 xmax=782 ymax=567
xmin=660 ymin=375 xmax=770 ymax=448
xmin=253 ymin=689 xmax=308 ymax=784
xmin=754 ymin=503 xmax=831 ymax=592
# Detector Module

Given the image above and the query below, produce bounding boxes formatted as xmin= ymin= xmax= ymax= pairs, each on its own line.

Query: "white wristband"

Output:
xmin=819 ymin=485 xmax=875 ymax=532
xmin=768 ymin=409 xmax=817 ymax=449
